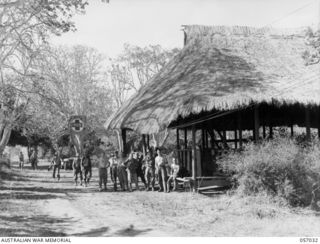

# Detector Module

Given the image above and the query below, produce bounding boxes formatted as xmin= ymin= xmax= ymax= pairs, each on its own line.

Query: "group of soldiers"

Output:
xmin=98 ymin=147 xmax=180 ymax=192
xmin=49 ymin=144 xmax=93 ymax=186
xmin=49 ymin=143 xmax=181 ymax=193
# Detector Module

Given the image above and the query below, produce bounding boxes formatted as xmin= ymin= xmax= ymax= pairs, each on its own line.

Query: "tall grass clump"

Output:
xmin=218 ymin=138 xmax=320 ymax=207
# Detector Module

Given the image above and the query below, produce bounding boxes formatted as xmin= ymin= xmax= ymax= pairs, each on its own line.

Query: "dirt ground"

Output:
xmin=0 ymin=160 xmax=181 ymax=237
xmin=1 ymin=160 xmax=320 ymax=237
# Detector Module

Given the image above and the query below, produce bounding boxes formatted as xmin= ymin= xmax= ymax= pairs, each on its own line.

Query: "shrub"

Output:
xmin=218 ymin=138 xmax=320 ymax=207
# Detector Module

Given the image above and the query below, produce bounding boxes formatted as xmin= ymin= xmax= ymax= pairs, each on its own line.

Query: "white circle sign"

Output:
xmin=70 ymin=118 xmax=84 ymax=132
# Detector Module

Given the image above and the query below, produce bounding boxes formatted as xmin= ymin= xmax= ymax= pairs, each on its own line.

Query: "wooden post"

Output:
xmin=176 ymin=129 xmax=180 ymax=150
xmin=267 ymin=112 xmax=273 ymax=139
xmin=262 ymin=112 xmax=266 ymax=139
xmin=222 ymin=130 xmax=227 ymax=149
xmin=269 ymin=125 xmax=273 ymax=139
xmin=237 ymin=111 xmax=243 ymax=148
xmin=184 ymin=128 xmax=188 ymax=147
xmin=306 ymin=106 xmax=311 ymax=141
xmin=234 ymin=115 xmax=238 ymax=149
xmin=201 ymin=129 xmax=205 ymax=149
xmin=184 ymin=128 xmax=188 ymax=169
xmin=121 ymin=129 xmax=127 ymax=155
xmin=147 ymin=134 xmax=150 ymax=149
xmin=318 ymin=106 xmax=320 ymax=138
xmin=192 ymin=125 xmax=197 ymax=191
xmin=205 ymin=130 xmax=209 ymax=148
xmin=254 ymin=105 xmax=260 ymax=142
xmin=234 ymin=130 xmax=238 ymax=149
xmin=116 ymin=129 xmax=123 ymax=153
xmin=142 ymin=134 xmax=146 ymax=156
xmin=290 ymin=123 xmax=294 ymax=137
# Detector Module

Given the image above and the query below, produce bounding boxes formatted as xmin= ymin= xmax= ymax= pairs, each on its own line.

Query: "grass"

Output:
xmin=119 ymin=191 xmax=320 ymax=236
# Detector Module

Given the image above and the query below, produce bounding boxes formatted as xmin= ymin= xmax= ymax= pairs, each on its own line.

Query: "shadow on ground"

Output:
xmin=72 ymin=227 xmax=110 ymax=237
xmin=0 ymin=215 xmax=74 ymax=237
xmin=0 ymin=186 xmax=88 ymax=195
xmin=0 ymin=163 xmax=30 ymax=183
xmin=0 ymin=192 xmax=61 ymax=200
xmin=114 ymin=225 xmax=152 ymax=237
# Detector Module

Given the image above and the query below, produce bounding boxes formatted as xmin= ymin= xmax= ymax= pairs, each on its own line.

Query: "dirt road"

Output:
xmin=0 ymin=161 xmax=180 ymax=237
xmin=2 ymin=160 xmax=320 ymax=237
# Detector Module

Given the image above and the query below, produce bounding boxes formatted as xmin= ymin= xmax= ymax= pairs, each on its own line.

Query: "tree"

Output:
xmin=26 ymin=45 xmax=114 ymax=149
xmin=0 ymin=1 xmax=97 ymax=156
xmin=107 ymin=44 xmax=180 ymax=148
xmin=107 ymin=44 xmax=180 ymax=109
xmin=303 ymin=28 xmax=320 ymax=65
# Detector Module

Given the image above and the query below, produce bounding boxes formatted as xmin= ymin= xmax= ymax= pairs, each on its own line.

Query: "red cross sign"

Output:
xmin=70 ymin=118 xmax=84 ymax=132
xmin=69 ymin=115 xmax=87 ymax=156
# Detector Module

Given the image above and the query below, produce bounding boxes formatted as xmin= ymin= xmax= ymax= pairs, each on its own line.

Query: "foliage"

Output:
xmin=24 ymin=45 xmax=113 ymax=147
xmin=107 ymin=44 xmax=180 ymax=109
xmin=218 ymin=138 xmax=320 ymax=207
xmin=106 ymin=44 xmax=180 ymax=149
xmin=303 ymin=28 xmax=320 ymax=65
xmin=0 ymin=0 xmax=97 ymax=156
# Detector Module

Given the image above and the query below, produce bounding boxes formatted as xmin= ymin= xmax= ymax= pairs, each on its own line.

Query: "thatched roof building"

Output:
xmin=106 ymin=25 xmax=320 ymax=134
xmin=106 ymin=25 xmax=320 ymax=187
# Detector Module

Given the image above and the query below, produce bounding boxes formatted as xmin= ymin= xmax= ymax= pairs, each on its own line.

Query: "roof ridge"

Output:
xmin=182 ymin=25 xmax=309 ymax=38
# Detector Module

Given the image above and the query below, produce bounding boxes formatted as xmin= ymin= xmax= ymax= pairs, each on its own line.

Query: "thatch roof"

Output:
xmin=106 ymin=25 xmax=320 ymax=134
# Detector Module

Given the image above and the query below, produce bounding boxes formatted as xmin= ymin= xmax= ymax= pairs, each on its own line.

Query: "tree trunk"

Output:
xmin=0 ymin=125 xmax=12 ymax=156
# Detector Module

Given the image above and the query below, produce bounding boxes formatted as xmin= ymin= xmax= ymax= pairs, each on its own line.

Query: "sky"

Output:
xmin=50 ymin=0 xmax=320 ymax=58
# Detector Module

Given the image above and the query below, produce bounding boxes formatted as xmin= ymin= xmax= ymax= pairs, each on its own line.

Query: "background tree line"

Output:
xmin=0 ymin=1 xmax=179 ymax=158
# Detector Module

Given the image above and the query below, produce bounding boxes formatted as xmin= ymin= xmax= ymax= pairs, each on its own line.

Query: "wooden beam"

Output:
xmin=254 ymin=105 xmax=260 ymax=142
xmin=192 ymin=125 xmax=197 ymax=191
xmin=306 ymin=106 xmax=311 ymax=141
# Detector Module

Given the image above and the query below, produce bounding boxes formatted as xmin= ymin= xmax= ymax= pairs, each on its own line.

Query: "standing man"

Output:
xmin=117 ymin=152 xmax=128 ymax=191
xmin=73 ymin=155 xmax=83 ymax=186
xmin=155 ymin=148 xmax=167 ymax=192
xmin=136 ymin=151 xmax=147 ymax=189
xmin=144 ymin=149 xmax=155 ymax=191
xmin=19 ymin=151 xmax=24 ymax=171
xmin=125 ymin=152 xmax=139 ymax=191
xmin=82 ymin=145 xmax=92 ymax=187
xmin=30 ymin=149 xmax=38 ymax=170
xmin=96 ymin=145 xmax=110 ymax=192
xmin=52 ymin=147 xmax=62 ymax=181
xmin=109 ymin=151 xmax=119 ymax=191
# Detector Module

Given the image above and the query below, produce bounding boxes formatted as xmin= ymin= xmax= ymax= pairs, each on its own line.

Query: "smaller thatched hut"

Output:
xmin=106 ymin=25 xmax=320 ymax=187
